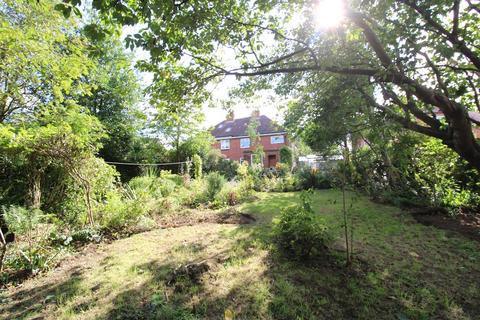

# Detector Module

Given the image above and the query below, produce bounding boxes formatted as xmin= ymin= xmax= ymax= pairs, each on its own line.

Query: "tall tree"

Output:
xmin=60 ymin=0 xmax=480 ymax=170
xmin=76 ymin=35 xmax=144 ymax=164
xmin=151 ymin=102 xmax=204 ymax=162
xmin=0 ymin=0 xmax=91 ymax=123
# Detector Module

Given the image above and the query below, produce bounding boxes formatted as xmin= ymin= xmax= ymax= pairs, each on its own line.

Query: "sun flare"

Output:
xmin=314 ymin=0 xmax=345 ymax=29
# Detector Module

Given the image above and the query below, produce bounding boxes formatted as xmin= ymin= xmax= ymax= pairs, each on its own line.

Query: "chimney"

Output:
xmin=226 ymin=110 xmax=234 ymax=121
xmin=251 ymin=110 xmax=260 ymax=118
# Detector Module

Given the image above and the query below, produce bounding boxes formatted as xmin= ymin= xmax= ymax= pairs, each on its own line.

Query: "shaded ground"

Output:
xmin=1 ymin=190 xmax=479 ymax=319
xmin=412 ymin=210 xmax=480 ymax=243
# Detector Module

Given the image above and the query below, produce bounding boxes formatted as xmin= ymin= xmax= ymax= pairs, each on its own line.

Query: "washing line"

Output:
xmin=105 ymin=161 xmax=190 ymax=166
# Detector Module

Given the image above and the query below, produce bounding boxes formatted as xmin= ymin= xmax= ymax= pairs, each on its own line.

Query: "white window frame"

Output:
xmin=270 ymin=135 xmax=285 ymax=144
xmin=220 ymin=139 xmax=230 ymax=150
xmin=240 ymin=137 xmax=250 ymax=149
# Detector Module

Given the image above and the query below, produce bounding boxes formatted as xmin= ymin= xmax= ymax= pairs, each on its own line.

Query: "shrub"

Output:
xmin=204 ymin=149 xmax=239 ymax=180
xmin=70 ymin=227 xmax=102 ymax=244
xmin=128 ymin=170 xmax=182 ymax=201
xmin=175 ymin=178 xmax=208 ymax=208
xmin=2 ymin=206 xmax=58 ymax=273
xmin=275 ymin=162 xmax=291 ymax=177
xmin=279 ymin=146 xmax=294 ymax=169
xmin=235 ymin=160 xmax=253 ymax=188
xmin=295 ymin=167 xmax=332 ymax=190
xmin=273 ymin=191 xmax=331 ymax=259
xmin=214 ymin=181 xmax=239 ymax=207
xmin=414 ymin=139 xmax=480 ymax=210
xmin=159 ymin=170 xmax=184 ymax=187
xmin=193 ymin=154 xmax=202 ymax=179
xmin=128 ymin=175 xmax=163 ymax=199
xmin=98 ymin=189 xmax=149 ymax=231
xmin=206 ymin=172 xmax=226 ymax=201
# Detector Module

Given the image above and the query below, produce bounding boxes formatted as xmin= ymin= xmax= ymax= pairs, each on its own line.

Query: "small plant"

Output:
xmin=273 ymin=190 xmax=331 ymax=259
xmin=206 ymin=172 xmax=226 ymax=201
xmin=2 ymin=206 xmax=58 ymax=273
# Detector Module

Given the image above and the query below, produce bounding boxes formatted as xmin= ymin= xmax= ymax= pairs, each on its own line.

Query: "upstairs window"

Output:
xmin=240 ymin=138 xmax=250 ymax=148
xmin=220 ymin=139 xmax=230 ymax=150
xmin=271 ymin=135 xmax=285 ymax=144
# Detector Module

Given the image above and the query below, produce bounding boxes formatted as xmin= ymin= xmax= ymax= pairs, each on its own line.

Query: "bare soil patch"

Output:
xmin=156 ymin=207 xmax=256 ymax=228
xmin=410 ymin=208 xmax=480 ymax=242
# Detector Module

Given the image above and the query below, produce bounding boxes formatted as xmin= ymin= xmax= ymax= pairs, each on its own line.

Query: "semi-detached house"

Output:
xmin=211 ymin=111 xmax=288 ymax=168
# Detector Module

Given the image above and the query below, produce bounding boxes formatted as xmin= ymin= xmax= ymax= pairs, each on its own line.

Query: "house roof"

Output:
xmin=432 ymin=107 xmax=480 ymax=124
xmin=211 ymin=115 xmax=285 ymax=139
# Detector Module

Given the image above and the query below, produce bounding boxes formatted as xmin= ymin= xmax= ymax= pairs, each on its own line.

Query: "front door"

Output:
xmin=268 ymin=154 xmax=277 ymax=168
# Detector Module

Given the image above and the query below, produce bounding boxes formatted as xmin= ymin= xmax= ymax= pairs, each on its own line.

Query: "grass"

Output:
xmin=1 ymin=190 xmax=480 ymax=319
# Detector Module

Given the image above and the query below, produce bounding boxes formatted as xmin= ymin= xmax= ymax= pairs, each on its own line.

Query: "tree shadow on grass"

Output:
xmin=102 ymin=260 xmax=201 ymax=320
xmin=1 ymin=267 xmax=85 ymax=319
xmin=99 ymin=224 xmax=419 ymax=320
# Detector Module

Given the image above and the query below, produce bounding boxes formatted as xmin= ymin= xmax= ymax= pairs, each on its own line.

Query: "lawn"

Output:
xmin=1 ymin=190 xmax=479 ymax=319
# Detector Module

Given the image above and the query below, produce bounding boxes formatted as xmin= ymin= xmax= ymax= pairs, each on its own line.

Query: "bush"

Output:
xmin=128 ymin=170 xmax=182 ymax=201
xmin=295 ymin=167 xmax=332 ymax=190
xmin=128 ymin=175 xmax=164 ymax=199
xmin=414 ymin=139 xmax=480 ymax=211
xmin=213 ymin=178 xmax=255 ymax=207
xmin=193 ymin=154 xmax=202 ymax=179
xmin=174 ymin=178 xmax=208 ymax=208
xmin=159 ymin=170 xmax=184 ymax=187
xmin=279 ymin=146 xmax=294 ymax=169
xmin=98 ymin=189 xmax=149 ymax=231
xmin=273 ymin=191 xmax=331 ymax=259
xmin=204 ymin=149 xmax=239 ymax=180
xmin=275 ymin=162 xmax=291 ymax=177
xmin=71 ymin=227 xmax=102 ymax=244
xmin=206 ymin=172 xmax=226 ymax=201
xmin=214 ymin=181 xmax=239 ymax=207
xmin=2 ymin=206 xmax=58 ymax=274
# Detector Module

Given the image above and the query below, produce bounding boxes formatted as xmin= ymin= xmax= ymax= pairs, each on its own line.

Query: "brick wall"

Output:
xmin=213 ymin=134 xmax=288 ymax=167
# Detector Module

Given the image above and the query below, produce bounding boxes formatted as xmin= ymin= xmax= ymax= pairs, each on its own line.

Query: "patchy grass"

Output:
xmin=1 ymin=190 xmax=480 ymax=319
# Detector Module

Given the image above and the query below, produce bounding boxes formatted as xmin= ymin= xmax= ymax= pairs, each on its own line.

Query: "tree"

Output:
xmin=152 ymin=103 xmax=204 ymax=162
xmin=0 ymin=106 xmax=105 ymax=221
xmin=76 ymin=34 xmax=144 ymax=164
xmin=0 ymin=0 xmax=91 ymax=123
xmin=247 ymin=114 xmax=265 ymax=166
xmin=176 ymin=131 xmax=215 ymax=162
xmin=60 ymin=0 xmax=480 ymax=170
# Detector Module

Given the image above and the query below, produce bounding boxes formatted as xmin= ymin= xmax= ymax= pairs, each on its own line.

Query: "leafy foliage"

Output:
xmin=2 ymin=205 xmax=58 ymax=274
xmin=273 ymin=190 xmax=331 ymax=259
xmin=62 ymin=0 xmax=480 ymax=170
xmin=192 ymin=154 xmax=202 ymax=179
xmin=279 ymin=146 xmax=293 ymax=170
xmin=205 ymin=172 xmax=226 ymax=201
xmin=0 ymin=0 xmax=92 ymax=122
xmin=414 ymin=138 xmax=480 ymax=211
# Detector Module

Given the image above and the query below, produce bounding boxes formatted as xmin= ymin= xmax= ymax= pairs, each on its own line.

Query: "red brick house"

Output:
xmin=433 ymin=107 xmax=480 ymax=138
xmin=211 ymin=112 xmax=288 ymax=168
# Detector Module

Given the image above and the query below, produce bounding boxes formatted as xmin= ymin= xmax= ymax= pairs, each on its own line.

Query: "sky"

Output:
xmin=95 ymin=0 xmax=346 ymax=129
xmin=121 ymin=27 xmax=285 ymax=129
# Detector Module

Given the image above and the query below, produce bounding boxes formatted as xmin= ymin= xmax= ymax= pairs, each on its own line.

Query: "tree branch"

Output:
xmin=347 ymin=11 xmax=395 ymax=69
xmin=452 ymin=0 xmax=460 ymax=38
xmin=397 ymin=0 xmax=480 ymax=70
xmin=358 ymin=87 xmax=449 ymax=140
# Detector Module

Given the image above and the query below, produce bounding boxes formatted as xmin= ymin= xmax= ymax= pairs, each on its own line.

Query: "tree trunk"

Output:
xmin=0 ymin=228 xmax=7 ymax=272
xmin=27 ymin=167 xmax=42 ymax=209
xmin=447 ymin=106 xmax=480 ymax=171
xmin=84 ymin=184 xmax=94 ymax=226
